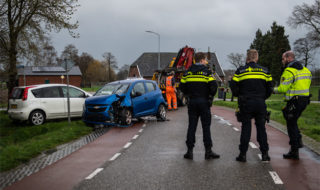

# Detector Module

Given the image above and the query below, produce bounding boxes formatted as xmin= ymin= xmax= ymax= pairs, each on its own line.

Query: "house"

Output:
xmin=17 ymin=66 xmax=82 ymax=87
xmin=129 ymin=52 xmax=225 ymax=83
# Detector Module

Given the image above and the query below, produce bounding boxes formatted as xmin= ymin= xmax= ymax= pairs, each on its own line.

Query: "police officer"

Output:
xmin=180 ymin=52 xmax=219 ymax=160
xmin=274 ymin=51 xmax=312 ymax=160
xmin=230 ymin=49 xmax=273 ymax=162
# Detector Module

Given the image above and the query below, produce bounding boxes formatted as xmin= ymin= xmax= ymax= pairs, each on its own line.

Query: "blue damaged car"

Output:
xmin=82 ymin=79 xmax=167 ymax=126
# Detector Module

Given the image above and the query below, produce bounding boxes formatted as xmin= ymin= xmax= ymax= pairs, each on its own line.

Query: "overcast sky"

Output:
xmin=51 ymin=0 xmax=317 ymax=70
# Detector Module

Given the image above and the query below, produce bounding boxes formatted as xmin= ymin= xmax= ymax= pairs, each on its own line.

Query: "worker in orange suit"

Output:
xmin=166 ymin=71 xmax=178 ymax=110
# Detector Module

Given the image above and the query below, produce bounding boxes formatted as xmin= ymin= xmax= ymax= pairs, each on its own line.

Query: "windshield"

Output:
xmin=95 ymin=83 xmax=130 ymax=96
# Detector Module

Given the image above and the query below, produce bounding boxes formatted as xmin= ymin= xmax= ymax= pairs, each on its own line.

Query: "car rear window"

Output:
xmin=11 ymin=88 xmax=24 ymax=99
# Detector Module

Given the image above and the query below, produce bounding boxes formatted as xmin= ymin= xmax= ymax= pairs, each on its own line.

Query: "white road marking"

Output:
xmin=138 ymin=129 xmax=143 ymax=133
xmin=109 ymin=153 xmax=121 ymax=161
xmin=233 ymin=127 xmax=239 ymax=131
xmin=258 ymin=154 xmax=262 ymax=160
xmin=249 ymin=142 xmax=258 ymax=149
xmin=142 ymin=124 xmax=146 ymax=128
xmin=123 ymin=142 xmax=132 ymax=149
xmin=269 ymin=171 xmax=284 ymax=184
xmin=132 ymin=135 xmax=139 ymax=139
xmin=85 ymin=168 xmax=104 ymax=180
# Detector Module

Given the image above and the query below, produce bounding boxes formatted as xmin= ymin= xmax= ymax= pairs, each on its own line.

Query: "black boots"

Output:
xmin=236 ymin=152 xmax=246 ymax=162
xmin=184 ymin=148 xmax=220 ymax=160
xmin=283 ymin=148 xmax=299 ymax=160
xmin=205 ymin=149 xmax=220 ymax=160
xmin=184 ymin=149 xmax=193 ymax=160
xmin=261 ymin=152 xmax=270 ymax=162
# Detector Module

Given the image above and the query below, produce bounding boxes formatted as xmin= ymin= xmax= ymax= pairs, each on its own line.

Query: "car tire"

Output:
xmin=120 ymin=108 xmax=132 ymax=125
xmin=180 ymin=95 xmax=187 ymax=106
xmin=156 ymin=104 xmax=166 ymax=121
xmin=29 ymin=110 xmax=46 ymax=125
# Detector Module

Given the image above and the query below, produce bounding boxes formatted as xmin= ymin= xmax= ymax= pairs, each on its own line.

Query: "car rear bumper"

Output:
xmin=8 ymin=110 xmax=29 ymax=121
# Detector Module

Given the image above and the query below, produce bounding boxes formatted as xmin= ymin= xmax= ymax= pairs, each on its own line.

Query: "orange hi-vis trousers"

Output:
xmin=166 ymin=87 xmax=177 ymax=110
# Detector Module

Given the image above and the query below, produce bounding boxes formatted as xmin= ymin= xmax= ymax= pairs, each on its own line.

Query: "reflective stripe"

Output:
xmin=287 ymin=89 xmax=309 ymax=95
xmin=181 ymin=74 xmax=215 ymax=83
xmin=233 ymin=72 xmax=272 ymax=82
xmin=282 ymin=81 xmax=293 ymax=85
xmin=296 ymin=75 xmax=312 ymax=80
xmin=181 ymin=77 xmax=211 ymax=83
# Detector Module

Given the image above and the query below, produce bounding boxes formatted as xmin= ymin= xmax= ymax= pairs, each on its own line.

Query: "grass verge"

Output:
xmin=82 ymin=86 xmax=102 ymax=92
xmin=213 ymin=100 xmax=320 ymax=142
xmin=216 ymin=86 xmax=320 ymax=101
xmin=0 ymin=111 xmax=92 ymax=172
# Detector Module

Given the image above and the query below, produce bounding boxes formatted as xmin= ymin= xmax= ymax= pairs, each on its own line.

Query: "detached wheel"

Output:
xmin=29 ymin=110 xmax=45 ymax=125
xmin=156 ymin=104 xmax=166 ymax=121
xmin=120 ymin=109 xmax=132 ymax=125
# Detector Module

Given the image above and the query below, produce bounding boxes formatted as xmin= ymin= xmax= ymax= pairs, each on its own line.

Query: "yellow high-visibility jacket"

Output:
xmin=274 ymin=62 xmax=312 ymax=101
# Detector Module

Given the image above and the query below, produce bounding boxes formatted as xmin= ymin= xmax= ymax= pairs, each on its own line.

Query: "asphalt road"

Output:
xmin=75 ymin=107 xmax=284 ymax=190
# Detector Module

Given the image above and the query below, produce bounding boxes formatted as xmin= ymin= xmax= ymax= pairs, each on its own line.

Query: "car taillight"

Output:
xmin=22 ymin=86 xmax=34 ymax=101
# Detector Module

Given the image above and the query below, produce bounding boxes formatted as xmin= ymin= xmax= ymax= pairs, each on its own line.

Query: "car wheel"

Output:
xmin=120 ymin=109 xmax=132 ymax=125
xmin=156 ymin=104 xmax=166 ymax=121
xmin=180 ymin=96 xmax=187 ymax=106
xmin=29 ymin=110 xmax=45 ymax=125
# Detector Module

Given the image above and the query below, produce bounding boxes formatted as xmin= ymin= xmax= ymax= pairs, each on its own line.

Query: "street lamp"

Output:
xmin=146 ymin=30 xmax=161 ymax=70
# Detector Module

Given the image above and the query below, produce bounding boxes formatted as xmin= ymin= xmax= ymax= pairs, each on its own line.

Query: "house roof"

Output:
xmin=17 ymin=66 xmax=82 ymax=76
xmin=131 ymin=52 xmax=225 ymax=77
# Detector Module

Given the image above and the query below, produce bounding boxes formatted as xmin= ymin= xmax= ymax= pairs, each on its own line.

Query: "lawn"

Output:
xmin=0 ymin=112 xmax=92 ymax=172
xmin=82 ymin=86 xmax=102 ymax=93
xmin=213 ymin=100 xmax=320 ymax=142
xmin=216 ymin=86 xmax=320 ymax=101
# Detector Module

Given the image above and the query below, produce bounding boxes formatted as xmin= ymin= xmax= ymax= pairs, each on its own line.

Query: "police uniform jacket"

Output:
xmin=274 ymin=61 xmax=312 ymax=101
xmin=230 ymin=62 xmax=273 ymax=99
xmin=180 ymin=63 xmax=217 ymax=99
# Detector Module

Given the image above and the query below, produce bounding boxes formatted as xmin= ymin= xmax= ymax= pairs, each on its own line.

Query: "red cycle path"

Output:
xmin=212 ymin=105 xmax=320 ymax=190
xmin=5 ymin=123 xmax=143 ymax=190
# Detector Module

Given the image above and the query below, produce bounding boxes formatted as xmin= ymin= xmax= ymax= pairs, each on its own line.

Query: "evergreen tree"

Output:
xmin=250 ymin=22 xmax=291 ymax=83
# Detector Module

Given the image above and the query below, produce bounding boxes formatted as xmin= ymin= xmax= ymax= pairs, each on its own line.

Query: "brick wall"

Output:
xmin=18 ymin=75 xmax=82 ymax=87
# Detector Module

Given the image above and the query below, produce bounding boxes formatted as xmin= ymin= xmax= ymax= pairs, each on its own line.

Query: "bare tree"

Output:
xmin=294 ymin=37 xmax=315 ymax=67
xmin=117 ymin=64 xmax=130 ymax=80
xmin=102 ymin=52 xmax=118 ymax=82
xmin=60 ymin=44 xmax=79 ymax=66
xmin=227 ymin=53 xmax=245 ymax=69
xmin=0 ymin=0 xmax=79 ymax=96
xmin=78 ymin=52 xmax=94 ymax=85
xmin=288 ymin=0 xmax=320 ymax=48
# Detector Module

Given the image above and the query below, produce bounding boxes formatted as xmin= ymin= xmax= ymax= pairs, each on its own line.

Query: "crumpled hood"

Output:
xmin=85 ymin=94 xmax=120 ymax=105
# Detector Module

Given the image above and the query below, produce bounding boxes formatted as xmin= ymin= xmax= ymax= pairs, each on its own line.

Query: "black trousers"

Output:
xmin=284 ymin=97 xmax=308 ymax=149
xmin=239 ymin=99 xmax=269 ymax=153
xmin=186 ymin=98 xmax=212 ymax=149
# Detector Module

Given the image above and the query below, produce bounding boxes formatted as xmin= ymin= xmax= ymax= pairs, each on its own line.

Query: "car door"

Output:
xmin=130 ymin=82 xmax=149 ymax=116
xmin=61 ymin=86 xmax=86 ymax=117
xmin=38 ymin=86 xmax=66 ymax=118
xmin=145 ymin=81 xmax=158 ymax=113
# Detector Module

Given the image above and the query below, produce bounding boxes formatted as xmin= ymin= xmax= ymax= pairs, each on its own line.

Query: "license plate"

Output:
xmin=11 ymin=104 xmax=17 ymax=109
